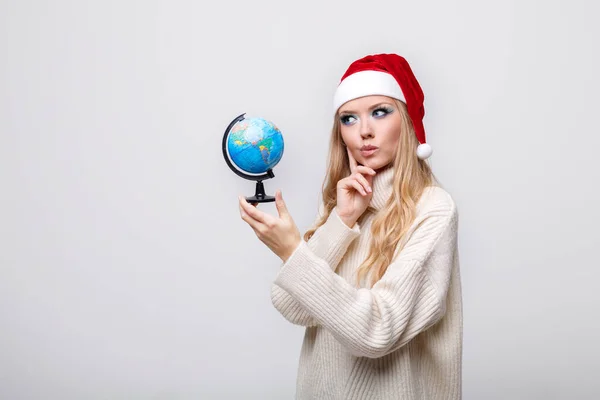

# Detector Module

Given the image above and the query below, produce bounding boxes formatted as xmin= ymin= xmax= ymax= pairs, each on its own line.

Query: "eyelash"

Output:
xmin=339 ymin=107 xmax=393 ymax=125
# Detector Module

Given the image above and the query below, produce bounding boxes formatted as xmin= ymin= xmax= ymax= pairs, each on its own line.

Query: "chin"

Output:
xmin=360 ymin=158 xmax=384 ymax=170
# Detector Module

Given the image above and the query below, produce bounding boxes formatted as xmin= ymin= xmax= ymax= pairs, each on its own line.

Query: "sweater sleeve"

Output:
xmin=273 ymin=200 xmax=458 ymax=358
xmin=270 ymin=207 xmax=360 ymax=327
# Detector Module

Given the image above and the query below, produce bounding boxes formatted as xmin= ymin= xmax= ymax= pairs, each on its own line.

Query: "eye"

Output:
xmin=372 ymin=107 xmax=393 ymax=118
xmin=340 ymin=115 xmax=357 ymax=125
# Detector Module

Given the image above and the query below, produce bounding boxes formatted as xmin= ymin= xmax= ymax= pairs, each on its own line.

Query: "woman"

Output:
xmin=239 ymin=53 xmax=462 ymax=400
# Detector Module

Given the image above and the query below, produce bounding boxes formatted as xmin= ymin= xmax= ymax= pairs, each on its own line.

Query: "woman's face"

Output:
xmin=338 ymin=95 xmax=402 ymax=171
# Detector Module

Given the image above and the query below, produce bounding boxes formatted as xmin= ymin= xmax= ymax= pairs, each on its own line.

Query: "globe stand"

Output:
xmin=246 ymin=180 xmax=275 ymax=204
xmin=222 ymin=112 xmax=280 ymax=204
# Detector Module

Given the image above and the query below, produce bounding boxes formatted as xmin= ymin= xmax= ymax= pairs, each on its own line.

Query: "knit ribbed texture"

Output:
xmin=270 ymin=166 xmax=463 ymax=399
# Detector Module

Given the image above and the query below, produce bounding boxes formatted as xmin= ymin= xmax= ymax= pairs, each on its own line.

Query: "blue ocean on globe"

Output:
xmin=226 ymin=117 xmax=284 ymax=174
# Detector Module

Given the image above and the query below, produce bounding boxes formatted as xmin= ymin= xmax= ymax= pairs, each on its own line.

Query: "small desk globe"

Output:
xmin=222 ymin=113 xmax=284 ymax=203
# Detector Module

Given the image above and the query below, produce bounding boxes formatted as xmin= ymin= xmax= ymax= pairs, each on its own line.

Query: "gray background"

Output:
xmin=1 ymin=0 xmax=599 ymax=399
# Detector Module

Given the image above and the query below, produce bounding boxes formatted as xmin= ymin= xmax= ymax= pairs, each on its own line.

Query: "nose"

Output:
xmin=359 ymin=119 xmax=374 ymax=139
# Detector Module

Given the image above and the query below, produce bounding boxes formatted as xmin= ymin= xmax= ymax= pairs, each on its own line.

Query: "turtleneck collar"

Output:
xmin=369 ymin=165 xmax=395 ymax=211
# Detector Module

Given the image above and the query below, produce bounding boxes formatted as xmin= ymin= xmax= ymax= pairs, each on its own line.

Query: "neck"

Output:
xmin=369 ymin=165 xmax=395 ymax=211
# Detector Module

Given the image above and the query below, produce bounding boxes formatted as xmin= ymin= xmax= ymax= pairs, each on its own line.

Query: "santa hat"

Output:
xmin=333 ymin=53 xmax=432 ymax=160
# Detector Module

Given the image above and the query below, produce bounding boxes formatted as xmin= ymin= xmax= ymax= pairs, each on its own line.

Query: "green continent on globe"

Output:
xmin=257 ymin=137 xmax=273 ymax=164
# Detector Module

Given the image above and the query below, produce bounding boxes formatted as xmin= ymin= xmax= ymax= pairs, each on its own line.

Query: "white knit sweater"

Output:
xmin=270 ymin=166 xmax=463 ymax=399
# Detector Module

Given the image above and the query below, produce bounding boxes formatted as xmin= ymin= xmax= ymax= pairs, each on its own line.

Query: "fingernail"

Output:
xmin=368 ymin=187 xmax=372 ymax=193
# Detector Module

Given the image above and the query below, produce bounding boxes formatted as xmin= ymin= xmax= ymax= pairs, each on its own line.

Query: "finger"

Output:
xmin=356 ymin=165 xmax=377 ymax=176
xmin=239 ymin=201 xmax=271 ymax=238
xmin=239 ymin=201 xmax=251 ymax=220
xmin=338 ymin=175 xmax=364 ymax=192
xmin=356 ymin=165 xmax=376 ymax=186
xmin=347 ymin=147 xmax=358 ymax=174
xmin=350 ymin=180 xmax=368 ymax=196
xmin=239 ymin=195 xmax=259 ymax=207
xmin=240 ymin=197 xmax=267 ymax=223
xmin=240 ymin=207 xmax=266 ymax=234
xmin=353 ymin=173 xmax=372 ymax=193
xmin=239 ymin=196 xmax=273 ymax=225
xmin=275 ymin=190 xmax=289 ymax=218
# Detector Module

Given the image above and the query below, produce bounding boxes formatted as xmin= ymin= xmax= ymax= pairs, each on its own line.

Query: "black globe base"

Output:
xmin=246 ymin=181 xmax=275 ymax=204
xmin=246 ymin=195 xmax=275 ymax=203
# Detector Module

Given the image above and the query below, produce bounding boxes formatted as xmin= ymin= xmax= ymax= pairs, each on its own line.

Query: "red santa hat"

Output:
xmin=333 ymin=53 xmax=432 ymax=160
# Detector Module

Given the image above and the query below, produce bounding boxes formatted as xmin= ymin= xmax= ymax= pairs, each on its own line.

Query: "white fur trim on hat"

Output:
xmin=333 ymin=70 xmax=406 ymax=113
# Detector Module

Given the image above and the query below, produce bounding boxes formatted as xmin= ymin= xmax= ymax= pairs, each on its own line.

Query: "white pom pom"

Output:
xmin=416 ymin=143 xmax=433 ymax=160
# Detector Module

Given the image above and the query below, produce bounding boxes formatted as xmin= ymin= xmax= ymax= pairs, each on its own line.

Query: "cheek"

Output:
xmin=380 ymin=126 xmax=401 ymax=158
xmin=385 ymin=122 xmax=402 ymax=148
xmin=340 ymin=127 xmax=354 ymax=145
xmin=389 ymin=133 xmax=401 ymax=152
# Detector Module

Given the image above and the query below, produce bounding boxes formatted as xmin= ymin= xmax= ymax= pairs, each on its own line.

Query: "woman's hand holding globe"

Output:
xmin=238 ymin=190 xmax=302 ymax=263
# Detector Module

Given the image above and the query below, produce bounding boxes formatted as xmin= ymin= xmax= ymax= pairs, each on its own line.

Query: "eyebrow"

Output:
xmin=338 ymin=102 xmax=393 ymax=115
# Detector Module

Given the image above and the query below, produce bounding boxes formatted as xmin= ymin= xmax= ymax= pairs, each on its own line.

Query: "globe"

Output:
xmin=226 ymin=116 xmax=284 ymax=174
xmin=222 ymin=113 xmax=285 ymax=203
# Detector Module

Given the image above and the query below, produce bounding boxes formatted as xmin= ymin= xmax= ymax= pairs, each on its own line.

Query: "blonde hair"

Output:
xmin=304 ymin=99 xmax=438 ymax=288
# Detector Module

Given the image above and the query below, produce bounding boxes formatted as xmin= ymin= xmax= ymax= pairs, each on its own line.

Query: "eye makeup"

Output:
xmin=372 ymin=106 xmax=394 ymax=118
xmin=339 ymin=105 xmax=394 ymax=125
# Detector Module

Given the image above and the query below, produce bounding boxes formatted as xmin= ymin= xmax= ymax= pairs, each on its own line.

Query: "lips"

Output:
xmin=359 ymin=145 xmax=379 ymax=157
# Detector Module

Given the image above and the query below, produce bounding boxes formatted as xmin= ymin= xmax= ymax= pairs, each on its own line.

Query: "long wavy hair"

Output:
xmin=303 ymin=99 xmax=438 ymax=288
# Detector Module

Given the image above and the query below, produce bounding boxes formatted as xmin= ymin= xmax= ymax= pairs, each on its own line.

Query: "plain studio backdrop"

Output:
xmin=1 ymin=0 xmax=599 ymax=399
